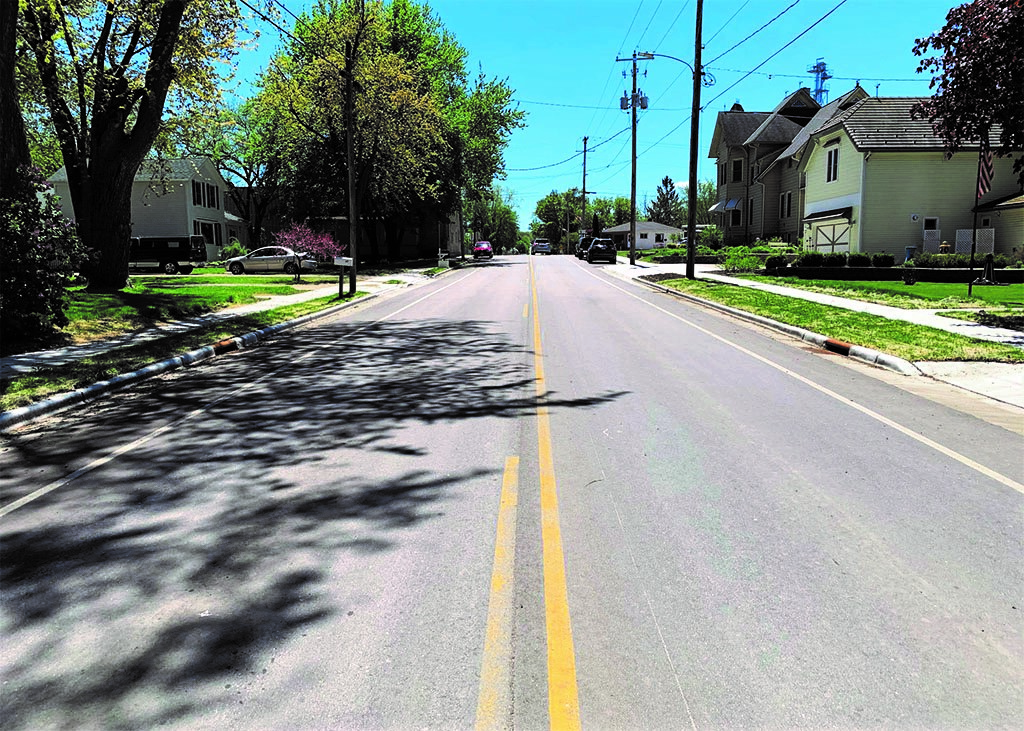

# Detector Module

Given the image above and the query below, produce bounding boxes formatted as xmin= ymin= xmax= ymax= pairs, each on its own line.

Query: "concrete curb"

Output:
xmin=634 ymin=277 xmax=921 ymax=377
xmin=0 ymin=292 xmax=380 ymax=431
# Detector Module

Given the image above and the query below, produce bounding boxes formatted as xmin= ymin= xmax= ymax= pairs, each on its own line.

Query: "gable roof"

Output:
xmin=814 ymin=96 xmax=1003 ymax=151
xmin=601 ymin=221 xmax=684 ymax=235
xmin=758 ymin=85 xmax=869 ymax=177
xmin=708 ymin=111 xmax=771 ymax=157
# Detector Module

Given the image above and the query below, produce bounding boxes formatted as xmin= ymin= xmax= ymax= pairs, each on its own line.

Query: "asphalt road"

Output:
xmin=1 ymin=255 xmax=1021 ymax=729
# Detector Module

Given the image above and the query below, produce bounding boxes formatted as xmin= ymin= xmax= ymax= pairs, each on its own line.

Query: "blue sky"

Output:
xmin=236 ymin=0 xmax=956 ymax=227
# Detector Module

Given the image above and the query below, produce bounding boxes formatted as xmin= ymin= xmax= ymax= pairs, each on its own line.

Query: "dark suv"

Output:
xmin=575 ymin=236 xmax=593 ymax=259
xmin=586 ymin=238 xmax=616 ymax=264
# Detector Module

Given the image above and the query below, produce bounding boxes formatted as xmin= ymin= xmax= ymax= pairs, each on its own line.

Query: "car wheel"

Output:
xmin=162 ymin=261 xmax=179 ymax=275
xmin=284 ymin=261 xmax=298 ymax=275
xmin=229 ymin=262 xmax=244 ymax=275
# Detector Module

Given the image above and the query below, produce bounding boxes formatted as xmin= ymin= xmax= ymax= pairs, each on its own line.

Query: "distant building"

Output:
xmin=48 ymin=157 xmax=232 ymax=261
xmin=601 ymin=221 xmax=685 ymax=249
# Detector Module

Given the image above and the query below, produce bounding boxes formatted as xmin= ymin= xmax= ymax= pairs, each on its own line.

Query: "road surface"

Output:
xmin=2 ymin=255 xmax=1021 ymax=729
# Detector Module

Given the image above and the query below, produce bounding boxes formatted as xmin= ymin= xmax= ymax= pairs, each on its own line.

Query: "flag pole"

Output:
xmin=968 ymin=141 xmax=985 ymax=298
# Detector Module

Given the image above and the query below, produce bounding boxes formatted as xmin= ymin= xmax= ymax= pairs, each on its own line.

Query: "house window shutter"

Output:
xmin=192 ymin=181 xmax=202 ymax=205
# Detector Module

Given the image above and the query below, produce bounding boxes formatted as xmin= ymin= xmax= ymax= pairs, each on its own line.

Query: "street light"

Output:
xmin=642 ymin=0 xmax=711 ymax=279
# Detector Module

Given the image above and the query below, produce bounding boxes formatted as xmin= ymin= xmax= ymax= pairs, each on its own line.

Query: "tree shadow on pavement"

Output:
xmin=0 ymin=316 xmax=628 ymax=729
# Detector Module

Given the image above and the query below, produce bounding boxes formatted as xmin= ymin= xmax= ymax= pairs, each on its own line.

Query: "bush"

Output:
xmin=795 ymin=251 xmax=825 ymax=267
xmin=871 ymin=252 xmax=896 ymax=267
xmin=221 ymin=238 xmax=246 ymax=259
xmin=1 ymin=167 xmax=89 ymax=347
xmin=847 ymin=252 xmax=872 ymax=267
xmin=823 ymin=252 xmax=847 ymax=267
xmin=722 ymin=251 xmax=762 ymax=272
xmin=699 ymin=224 xmax=723 ymax=250
xmin=765 ymin=254 xmax=789 ymax=270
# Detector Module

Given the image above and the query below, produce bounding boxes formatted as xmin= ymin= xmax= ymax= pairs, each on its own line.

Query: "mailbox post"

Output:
xmin=335 ymin=256 xmax=354 ymax=297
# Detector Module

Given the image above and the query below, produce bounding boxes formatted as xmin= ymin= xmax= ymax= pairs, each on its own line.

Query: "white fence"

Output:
xmin=954 ymin=228 xmax=995 ymax=254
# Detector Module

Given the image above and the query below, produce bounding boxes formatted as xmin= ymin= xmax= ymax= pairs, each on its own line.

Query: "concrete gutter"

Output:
xmin=635 ymin=277 xmax=921 ymax=376
xmin=0 ymin=292 xmax=380 ymax=431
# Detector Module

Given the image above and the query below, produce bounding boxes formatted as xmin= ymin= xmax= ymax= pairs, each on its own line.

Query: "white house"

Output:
xmin=48 ymin=157 xmax=232 ymax=261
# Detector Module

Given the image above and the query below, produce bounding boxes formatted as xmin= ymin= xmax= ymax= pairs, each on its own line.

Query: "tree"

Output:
xmin=0 ymin=0 xmax=30 ymax=198
xmin=591 ymin=196 xmax=633 ymax=228
xmin=17 ymin=0 xmax=244 ymax=289
xmin=680 ymin=180 xmax=717 ymax=226
xmin=911 ymin=0 xmax=1024 ymax=185
xmin=259 ymin=0 xmax=523 ymax=263
xmin=464 ymin=186 xmax=518 ymax=252
xmin=533 ymin=188 xmax=582 ymax=250
xmin=646 ymin=176 xmax=685 ymax=228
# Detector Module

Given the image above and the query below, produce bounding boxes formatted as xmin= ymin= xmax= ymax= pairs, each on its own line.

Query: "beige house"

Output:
xmin=798 ymin=97 xmax=1021 ymax=256
xmin=49 ymin=157 xmax=235 ymax=260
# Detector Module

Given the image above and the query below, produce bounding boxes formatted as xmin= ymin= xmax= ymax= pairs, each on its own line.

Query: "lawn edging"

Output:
xmin=0 ymin=292 xmax=380 ymax=431
xmin=635 ymin=277 xmax=921 ymax=376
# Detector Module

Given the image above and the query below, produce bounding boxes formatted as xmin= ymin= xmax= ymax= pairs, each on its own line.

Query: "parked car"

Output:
xmin=473 ymin=241 xmax=494 ymax=259
xmin=586 ymin=238 xmax=617 ymax=264
xmin=226 ymin=246 xmax=317 ymax=275
xmin=129 ymin=235 xmax=207 ymax=275
xmin=576 ymin=236 xmax=593 ymax=259
xmin=531 ymin=238 xmax=552 ymax=255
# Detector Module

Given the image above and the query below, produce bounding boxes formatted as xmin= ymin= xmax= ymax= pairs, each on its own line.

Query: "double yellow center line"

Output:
xmin=476 ymin=257 xmax=582 ymax=730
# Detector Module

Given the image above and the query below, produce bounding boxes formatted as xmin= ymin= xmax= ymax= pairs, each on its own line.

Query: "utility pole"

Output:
xmin=344 ymin=40 xmax=358 ymax=297
xmin=617 ymin=52 xmax=651 ymax=266
xmin=686 ymin=0 xmax=704 ymax=280
xmin=581 ymin=136 xmax=588 ymax=246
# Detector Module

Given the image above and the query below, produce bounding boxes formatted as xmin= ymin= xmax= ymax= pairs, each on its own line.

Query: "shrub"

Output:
xmin=1 ymin=167 xmax=89 ymax=347
xmin=823 ymin=252 xmax=847 ymax=267
xmin=699 ymin=224 xmax=723 ymax=250
xmin=847 ymin=252 xmax=871 ymax=267
xmin=221 ymin=238 xmax=246 ymax=259
xmin=765 ymin=254 xmax=789 ymax=270
xmin=722 ymin=250 xmax=762 ymax=272
xmin=795 ymin=251 xmax=825 ymax=267
xmin=871 ymin=252 xmax=895 ymax=267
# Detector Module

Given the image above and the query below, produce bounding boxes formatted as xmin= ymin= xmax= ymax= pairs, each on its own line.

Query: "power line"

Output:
xmin=507 ymin=127 xmax=630 ymax=171
xmin=618 ymin=0 xmax=647 ymax=56
xmin=704 ymin=0 xmax=751 ymax=44
xmin=652 ymin=0 xmax=692 ymax=52
xmin=702 ymin=0 xmax=850 ymax=111
xmin=708 ymin=66 xmax=921 ymax=83
xmin=705 ymin=0 xmax=801 ymax=65
xmin=637 ymin=0 xmax=665 ymax=49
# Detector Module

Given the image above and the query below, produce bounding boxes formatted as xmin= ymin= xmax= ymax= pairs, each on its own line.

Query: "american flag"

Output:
xmin=977 ymin=147 xmax=994 ymax=199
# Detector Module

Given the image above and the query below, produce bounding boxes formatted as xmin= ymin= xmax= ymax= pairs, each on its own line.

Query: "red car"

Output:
xmin=473 ymin=241 xmax=494 ymax=259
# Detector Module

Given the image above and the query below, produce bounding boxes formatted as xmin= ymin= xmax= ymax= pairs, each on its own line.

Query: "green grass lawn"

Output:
xmin=657 ymin=278 xmax=1024 ymax=364
xmin=738 ymin=275 xmax=1024 ymax=309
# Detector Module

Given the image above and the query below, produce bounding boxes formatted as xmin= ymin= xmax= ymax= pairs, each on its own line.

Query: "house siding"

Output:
xmin=861 ymin=152 xmax=1021 ymax=255
xmin=132 ymin=180 xmax=189 ymax=236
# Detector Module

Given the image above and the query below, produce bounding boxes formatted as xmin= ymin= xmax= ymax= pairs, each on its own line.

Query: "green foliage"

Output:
xmin=221 ymin=238 xmax=247 ymax=259
xmin=765 ymin=255 xmax=789 ymax=270
xmin=465 ymin=185 xmax=519 ymax=252
xmin=0 ymin=168 xmax=89 ymax=347
xmin=645 ymin=176 xmax=684 ymax=228
xmin=913 ymin=252 xmax=1012 ymax=268
xmin=847 ymin=252 xmax=872 ymax=267
xmin=699 ymin=224 xmax=723 ymax=249
xmin=872 ymin=252 xmax=896 ymax=267
xmin=795 ymin=251 xmax=826 ymax=267
xmin=823 ymin=252 xmax=847 ymax=267
xmin=722 ymin=251 xmax=763 ymax=272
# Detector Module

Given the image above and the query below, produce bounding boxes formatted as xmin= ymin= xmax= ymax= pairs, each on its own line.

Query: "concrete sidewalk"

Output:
xmin=607 ymin=258 xmax=1024 ymax=409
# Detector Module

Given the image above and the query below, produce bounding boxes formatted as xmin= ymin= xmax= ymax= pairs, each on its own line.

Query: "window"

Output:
xmin=192 ymin=180 xmax=203 ymax=206
xmin=779 ymin=191 xmax=792 ymax=219
xmin=718 ymin=163 xmax=726 ymax=185
xmin=826 ymin=148 xmax=839 ymax=182
xmin=923 ymin=217 xmax=939 ymax=231
xmin=982 ymin=216 xmax=991 ymax=227
xmin=730 ymin=209 xmax=741 ymax=227
xmin=205 ymin=183 xmax=218 ymax=209
xmin=732 ymin=159 xmax=743 ymax=183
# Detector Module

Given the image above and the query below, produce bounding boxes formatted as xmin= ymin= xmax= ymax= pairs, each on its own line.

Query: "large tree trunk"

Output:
xmin=70 ymin=158 xmax=137 ymax=288
xmin=0 ymin=0 xmax=30 ymax=198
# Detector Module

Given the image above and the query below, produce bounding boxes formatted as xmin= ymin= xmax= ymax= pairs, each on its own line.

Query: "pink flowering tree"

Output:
xmin=273 ymin=222 xmax=346 ymax=261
